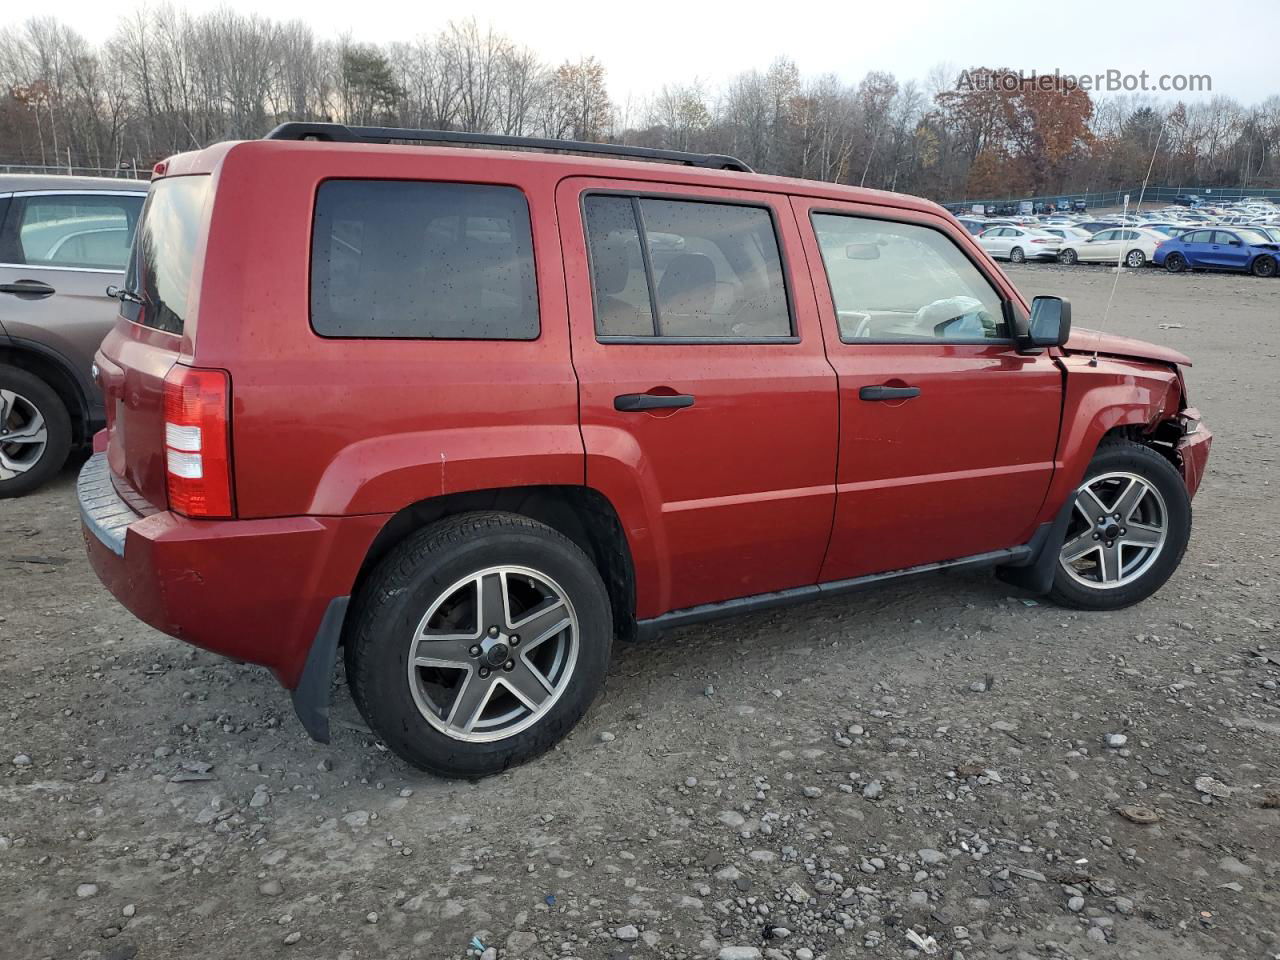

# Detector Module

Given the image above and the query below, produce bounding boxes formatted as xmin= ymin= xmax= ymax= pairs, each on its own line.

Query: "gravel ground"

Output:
xmin=1 ymin=263 xmax=1278 ymax=960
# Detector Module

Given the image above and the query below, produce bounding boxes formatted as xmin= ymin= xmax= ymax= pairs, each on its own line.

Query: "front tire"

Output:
xmin=344 ymin=511 xmax=613 ymax=777
xmin=0 ymin=364 xmax=72 ymax=499
xmin=1048 ymin=441 xmax=1190 ymax=611
xmin=1251 ymin=255 xmax=1277 ymax=278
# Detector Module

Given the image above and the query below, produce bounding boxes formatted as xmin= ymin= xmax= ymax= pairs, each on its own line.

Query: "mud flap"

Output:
xmin=995 ymin=499 xmax=1075 ymax=595
xmin=290 ymin=596 xmax=349 ymax=743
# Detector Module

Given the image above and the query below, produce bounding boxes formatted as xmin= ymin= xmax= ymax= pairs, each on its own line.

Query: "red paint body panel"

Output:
xmin=789 ymin=196 xmax=1062 ymax=578
xmin=1064 ymin=328 xmax=1192 ymax=368
xmin=1036 ymin=355 xmax=1183 ymax=525
xmin=78 ymin=137 xmax=1213 ymax=694
xmin=96 ymin=323 xmax=184 ymax=511
xmin=188 ymin=145 xmax=582 ymax=519
xmin=81 ymin=506 xmax=385 ymax=688
xmin=556 ymin=177 xmax=839 ymax=616
xmin=1178 ymin=427 xmax=1212 ymax=497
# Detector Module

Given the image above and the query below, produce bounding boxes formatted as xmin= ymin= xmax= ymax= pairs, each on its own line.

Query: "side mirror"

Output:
xmin=1027 ymin=296 xmax=1072 ymax=348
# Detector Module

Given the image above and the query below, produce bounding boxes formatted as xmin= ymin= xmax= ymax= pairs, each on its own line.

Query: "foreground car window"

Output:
xmin=311 ymin=180 xmax=538 ymax=340
xmin=584 ymin=194 xmax=792 ymax=339
xmin=6 ymin=193 xmax=143 ymax=270
xmin=811 ymin=214 xmax=1007 ymax=343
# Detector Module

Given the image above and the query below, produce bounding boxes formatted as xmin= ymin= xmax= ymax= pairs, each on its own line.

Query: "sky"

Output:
xmin=41 ymin=0 xmax=1274 ymax=106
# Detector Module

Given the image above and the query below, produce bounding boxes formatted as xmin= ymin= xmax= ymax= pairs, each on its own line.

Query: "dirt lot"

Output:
xmin=2 ymin=263 xmax=1278 ymax=960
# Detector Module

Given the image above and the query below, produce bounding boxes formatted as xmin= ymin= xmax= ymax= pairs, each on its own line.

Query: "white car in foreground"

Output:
xmin=977 ymin=226 xmax=1063 ymax=263
xmin=1057 ymin=227 xmax=1166 ymax=268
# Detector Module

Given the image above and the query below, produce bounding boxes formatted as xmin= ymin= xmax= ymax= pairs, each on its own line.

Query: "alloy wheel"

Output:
xmin=0 ymin=390 xmax=48 ymax=480
xmin=406 ymin=565 xmax=579 ymax=742
xmin=1059 ymin=472 xmax=1168 ymax=590
xmin=1126 ymin=250 xmax=1146 ymax=268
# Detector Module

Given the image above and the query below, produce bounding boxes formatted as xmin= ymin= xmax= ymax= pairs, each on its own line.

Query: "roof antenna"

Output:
xmin=1092 ymin=118 xmax=1165 ymax=366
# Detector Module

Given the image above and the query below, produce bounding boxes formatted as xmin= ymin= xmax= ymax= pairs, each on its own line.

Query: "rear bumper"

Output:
xmin=78 ymin=453 xmax=387 ymax=688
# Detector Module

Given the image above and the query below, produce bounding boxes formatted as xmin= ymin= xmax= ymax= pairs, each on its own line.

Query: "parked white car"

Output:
xmin=977 ymin=226 xmax=1062 ymax=263
xmin=1057 ymin=227 xmax=1166 ymax=268
xmin=1038 ymin=226 xmax=1093 ymax=245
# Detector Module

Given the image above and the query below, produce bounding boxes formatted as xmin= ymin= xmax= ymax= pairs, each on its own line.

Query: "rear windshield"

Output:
xmin=125 ymin=176 xmax=210 ymax=335
xmin=309 ymin=180 xmax=539 ymax=340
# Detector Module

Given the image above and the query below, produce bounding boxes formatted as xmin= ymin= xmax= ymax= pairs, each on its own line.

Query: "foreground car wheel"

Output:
xmin=1048 ymin=441 xmax=1190 ymax=611
xmin=1164 ymin=252 xmax=1187 ymax=273
xmin=0 ymin=365 xmax=72 ymax=499
xmin=1125 ymin=249 xmax=1146 ymax=268
xmin=1009 ymin=246 xmax=1026 ymax=264
xmin=1057 ymin=248 xmax=1078 ymax=265
xmin=345 ymin=512 xmax=612 ymax=777
xmin=1252 ymin=255 xmax=1277 ymax=278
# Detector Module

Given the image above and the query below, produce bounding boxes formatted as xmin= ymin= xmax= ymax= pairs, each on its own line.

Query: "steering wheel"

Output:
xmin=840 ymin=310 xmax=873 ymax=338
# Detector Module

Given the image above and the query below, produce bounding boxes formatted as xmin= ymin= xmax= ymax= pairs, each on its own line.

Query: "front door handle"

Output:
xmin=859 ymin=385 xmax=921 ymax=401
xmin=614 ymin=393 xmax=695 ymax=412
xmin=0 ymin=280 xmax=56 ymax=298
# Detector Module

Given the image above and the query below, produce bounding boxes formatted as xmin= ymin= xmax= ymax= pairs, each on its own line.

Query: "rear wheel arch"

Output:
xmin=351 ymin=485 xmax=637 ymax=643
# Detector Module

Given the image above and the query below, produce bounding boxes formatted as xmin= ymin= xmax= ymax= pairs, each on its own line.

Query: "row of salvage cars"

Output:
xmin=972 ymin=221 xmax=1280 ymax=277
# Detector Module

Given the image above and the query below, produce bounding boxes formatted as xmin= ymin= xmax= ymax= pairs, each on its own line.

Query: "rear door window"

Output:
xmin=0 ymin=193 xmax=143 ymax=270
xmin=582 ymin=194 xmax=792 ymax=340
xmin=310 ymin=180 xmax=538 ymax=340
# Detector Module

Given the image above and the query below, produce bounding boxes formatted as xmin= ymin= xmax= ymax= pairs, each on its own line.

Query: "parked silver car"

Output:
xmin=0 ymin=175 xmax=148 ymax=496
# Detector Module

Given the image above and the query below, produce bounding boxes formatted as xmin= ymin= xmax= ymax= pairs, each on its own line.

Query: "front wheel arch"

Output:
xmin=1047 ymin=439 xmax=1191 ymax=610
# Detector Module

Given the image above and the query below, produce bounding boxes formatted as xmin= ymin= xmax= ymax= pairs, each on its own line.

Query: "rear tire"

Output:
xmin=1164 ymin=252 xmax=1187 ymax=273
xmin=1058 ymin=248 xmax=1078 ymax=265
xmin=0 ymin=364 xmax=72 ymax=499
xmin=344 ymin=511 xmax=613 ymax=778
xmin=1048 ymin=441 xmax=1190 ymax=611
xmin=1251 ymin=255 xmax=1277 ymax=278
xmin=1125 ymin=249 xmax=1146 ymax=268
xmin=1009 ymin=246 xmax=1026 ymax=264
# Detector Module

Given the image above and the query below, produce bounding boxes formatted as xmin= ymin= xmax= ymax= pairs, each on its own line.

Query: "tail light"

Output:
xmin=1031 ymin=238 xmax=1050 ymax=244
xmin=163 ymin=365 xmax=233 ymax=518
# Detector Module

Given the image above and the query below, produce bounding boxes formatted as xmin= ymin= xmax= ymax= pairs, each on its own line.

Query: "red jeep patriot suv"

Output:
xmin=80 ymin=123 xmax=1212 ymax=777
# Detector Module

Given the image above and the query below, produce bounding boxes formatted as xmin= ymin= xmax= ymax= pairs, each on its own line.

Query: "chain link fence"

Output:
xmin=0 ymin=163 xmax=148 ymax=179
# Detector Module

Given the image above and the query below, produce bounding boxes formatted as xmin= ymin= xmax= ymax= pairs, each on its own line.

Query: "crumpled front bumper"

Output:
xmin=1174 ymin=408 xmax=1211 ymax=498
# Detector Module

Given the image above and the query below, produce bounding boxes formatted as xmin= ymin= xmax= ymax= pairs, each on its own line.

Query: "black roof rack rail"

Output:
xmin=263 ymin=122 xmax=754 ymax=173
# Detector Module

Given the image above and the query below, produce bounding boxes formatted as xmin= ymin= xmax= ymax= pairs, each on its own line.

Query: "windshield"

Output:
xmin=125 ymin=175 xmax=210 ymax=335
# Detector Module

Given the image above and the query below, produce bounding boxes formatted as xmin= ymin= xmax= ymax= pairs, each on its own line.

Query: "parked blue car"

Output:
xmin=1153 ymin=227 xmax=1279 ymax=277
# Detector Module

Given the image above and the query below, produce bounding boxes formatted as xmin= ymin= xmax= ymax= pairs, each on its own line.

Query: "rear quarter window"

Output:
xmin=310 ymin=180 xmax=539 ymax=340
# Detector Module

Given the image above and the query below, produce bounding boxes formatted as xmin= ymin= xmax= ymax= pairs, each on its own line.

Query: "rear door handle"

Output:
xmin=614 ymin=393 xmax=695 ymax=412
xmin=859 ymin=385 xmax=921 ymax=401
xmin=0 ymin=280 xmax=56 ymax=298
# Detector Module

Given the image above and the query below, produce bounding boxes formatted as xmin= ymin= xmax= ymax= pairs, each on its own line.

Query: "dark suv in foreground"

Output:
xmin=1 ymin=175 xmax=148 ymax=496
xmin=79 ymin=124 xmax=1211 ymax=777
